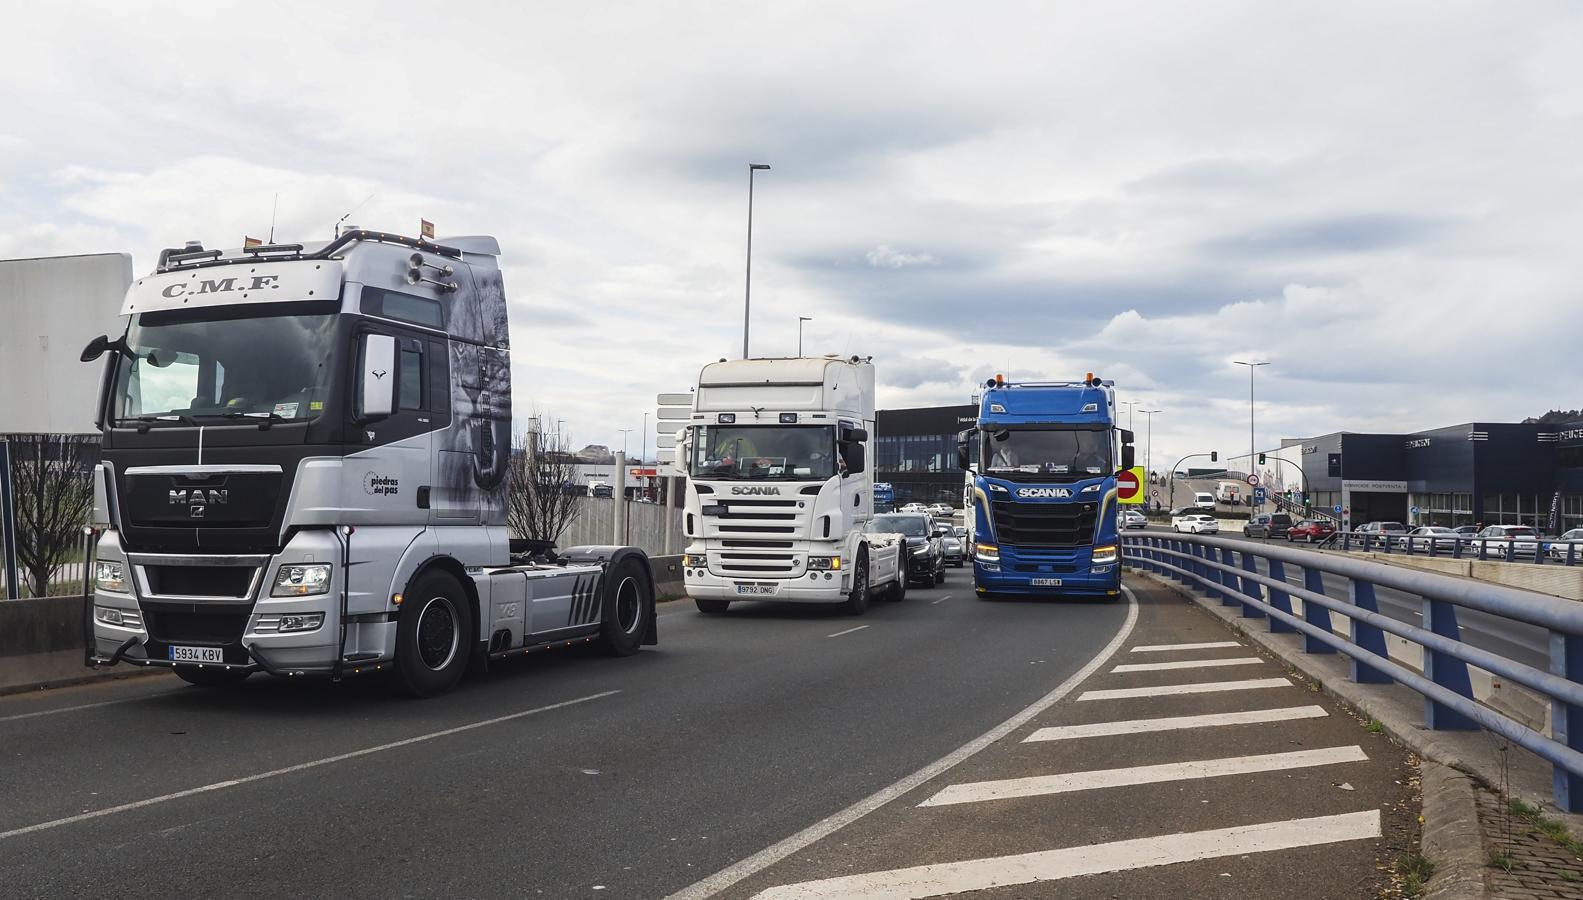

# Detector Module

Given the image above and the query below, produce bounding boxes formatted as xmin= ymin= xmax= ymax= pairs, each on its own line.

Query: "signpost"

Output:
xmin=655 ymin=392 xmax=694 ymax=554
xmin=1117 ymin=466 xmax=1145 ymax=505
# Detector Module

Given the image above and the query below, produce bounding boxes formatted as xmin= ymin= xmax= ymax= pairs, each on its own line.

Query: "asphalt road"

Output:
xmin=0 ymin=567 xmax=1132 ymax=898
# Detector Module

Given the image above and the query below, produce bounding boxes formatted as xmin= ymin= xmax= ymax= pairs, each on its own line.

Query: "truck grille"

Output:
xmin=144 ymin=565 xmax=256 ymax=598
xmin=712 ymin=538 xmax=799 ymax=577
xmin=991 ymin=500 xmax=1098 ymax=548
xmin=145 ymin=610 xmax=249 ymax=645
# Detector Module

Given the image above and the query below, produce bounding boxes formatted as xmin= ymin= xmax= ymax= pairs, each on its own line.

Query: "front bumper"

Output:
xmin=973 ymin=545 xmax=1120 ymax=596
xmin=684 ymin=567 xmax=851 ymax=604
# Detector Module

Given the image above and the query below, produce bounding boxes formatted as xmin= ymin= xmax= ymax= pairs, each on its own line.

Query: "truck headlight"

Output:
xmin=683 ymin=553 xmax=707 ymax=567
xmin=96 ymin=560 xmax=128 ymax=593
xmin=1081 ymin=483 xmax=1102 ymax=493
xmin=1092 ymin=545 xmax=1118 ymax=564
xmin=975 ymin=543 xmax=999 ymax=562
xmin=272 ymin=564 xmax=332 ymax=597
xmin=808 ymin=556 xmax=841 ymax=571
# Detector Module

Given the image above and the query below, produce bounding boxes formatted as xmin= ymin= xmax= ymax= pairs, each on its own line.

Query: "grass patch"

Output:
xmin=1508 ymin=798 xmax=1583 ymax=857
xmin=1365 ymin=717 xmax=1385 ymax=734
xmin=1397 ymin=850 xmax=1435 ymax=897
xmin=1488 ymin=850 xmax=1516 ymax=873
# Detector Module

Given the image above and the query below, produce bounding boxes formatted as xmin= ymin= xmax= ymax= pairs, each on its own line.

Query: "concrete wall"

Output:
xmin=0 ymin=593 xmax=146 ymax=694
xmin=555 ymin=497 xmax=684 ymax=557
xmin=1339 ymin=549 xmax=1583 ymax=601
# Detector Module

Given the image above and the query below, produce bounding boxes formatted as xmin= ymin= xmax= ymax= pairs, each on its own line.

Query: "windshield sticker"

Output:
xmin=273 ymin=401 xmax=299 ymax=418
xmin=309 ymin=400 xmax=323 ymax=411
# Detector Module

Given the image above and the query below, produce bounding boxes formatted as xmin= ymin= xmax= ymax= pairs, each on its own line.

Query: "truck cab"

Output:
xmin=82 ymin=230 xmax=655 ymax=696
xmin=958 ymin=375 xmax=1134 ymax=599
xmin=679 ymin=356 xmax=904 ymax=615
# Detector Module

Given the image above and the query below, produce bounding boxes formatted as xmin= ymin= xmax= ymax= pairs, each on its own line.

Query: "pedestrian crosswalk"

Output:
xmin=747 ymin=631 xmax=1389 ymax=899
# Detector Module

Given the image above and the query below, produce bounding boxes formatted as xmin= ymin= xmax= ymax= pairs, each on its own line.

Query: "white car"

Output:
xmin=928 ymin=503 xmax=954 ymax=518
xmin=1173 ymin=513 xmax=1220 ymax=534
xmin=1121 ymin=509 xmax=1148 ymax=529
xmin=1476 ymin=524 xmax=1541 ymax=559
xmin=900 ymin=502 xmax=928 ymax=513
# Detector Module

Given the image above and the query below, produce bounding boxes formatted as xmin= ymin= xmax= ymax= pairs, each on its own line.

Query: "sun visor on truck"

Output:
xmin=121 ymin=259 xmax=346 ymax=316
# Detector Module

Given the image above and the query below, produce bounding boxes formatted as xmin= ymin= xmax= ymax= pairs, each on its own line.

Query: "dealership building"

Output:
xmin=1231 ymin=422 xmax=1583 ymax=532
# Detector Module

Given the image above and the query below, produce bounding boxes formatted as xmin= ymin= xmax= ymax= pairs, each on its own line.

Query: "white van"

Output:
xmin=1194 ymin=492 xmax=1216 ymax=510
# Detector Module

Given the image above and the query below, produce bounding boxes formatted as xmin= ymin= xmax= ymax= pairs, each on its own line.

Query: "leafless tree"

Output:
xmin=506 ymin=416 xmax=582 ymax=548
xmin=7 ymin=434 xmax=95 ymax=598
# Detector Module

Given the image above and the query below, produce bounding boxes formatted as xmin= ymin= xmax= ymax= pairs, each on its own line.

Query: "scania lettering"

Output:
xmin=679 ymin=356 xmax=906 ymax=615
xmin=959 ymin=374 xmax=1135 ymax=599
xmin=81 ymin=230 xmax=657 ymax=697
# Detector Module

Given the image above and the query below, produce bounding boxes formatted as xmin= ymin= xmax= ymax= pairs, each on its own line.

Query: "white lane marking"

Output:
xmin=1111 ymin=656 xmax=1263 ymax=674
xmin=930 ymin=594 xmax=952 ymax=605
xmin=919 ymin=745 xmax=1367 ymax=807
xmin=1078 ymin=676 xmax=1291 ymax=702
xmin=660 ymin=585 xmax=1142 ymax=900
xmin=0 ymin=690 xmax=618 ymax=842
xmin=1128 ymin=641 xmax=1240 ymax=653
xmin=827 ymin=625 xmax=870 ymax=639
xmin=0 ymin=689 xmax=178 ymax=724
xmin=750 ymin=810 xmax=1381 ymax=899
xmin=1022 ymin=705 xmax=1330 ymax=743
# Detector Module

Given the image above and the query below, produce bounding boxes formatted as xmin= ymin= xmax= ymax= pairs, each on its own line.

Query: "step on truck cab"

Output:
xmin=80 ymin=230 xmax=656 ymax=696
xmin=679 ymin=356 xmax=905 ymax=615
xmin=958 ymin=374 xmax=1135 ymax=599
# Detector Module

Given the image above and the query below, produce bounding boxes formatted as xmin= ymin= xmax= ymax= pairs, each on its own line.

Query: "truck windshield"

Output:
xmin=691 ymin=425 xmax=837 ymax=480
xmin=981 ymin=427 xmax=1111 ymax=480
xmin=112 ymin=301 xmax=339 ymax=424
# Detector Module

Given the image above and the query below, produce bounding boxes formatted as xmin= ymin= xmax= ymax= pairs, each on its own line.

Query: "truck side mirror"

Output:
xmin=81 ymin=334 xmax=110 ymax=362
xmin=841 ymin=441 xmax=866 ymax=476
xmin=956 ymin=427 xmax=977 ymax=469
xmin=358 ymin=333 xmax=396 ymax=421
xmin=1121 ymin=445 xmax=1135 ymax=471
xmin=844 ymin=427 xmax=869 ymax=442
xmin=1119 ymin=428 xmax=1135 ymax=445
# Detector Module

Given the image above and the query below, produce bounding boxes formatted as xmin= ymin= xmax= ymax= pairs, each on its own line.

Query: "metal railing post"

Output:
xmin=1349 ymin=579 xmax=1393 ymax=684
xmin=1266 ymin=557 xmax=1295 ymax=633
xmin=1215 ymin=546 xmax=1238 ymax=606
xmin=1552 ymin=631 xmax=1583 ymax=812
xmin=1192 ymin=542 xmax=1214 ymax=595
xmin=1174 ymin=539 xmax=1192 ymax=585
xmin=1423 ymin=596 xmax=1477 ymax=730
xmin=1238 ymin=550 xmax=1266 ymax=619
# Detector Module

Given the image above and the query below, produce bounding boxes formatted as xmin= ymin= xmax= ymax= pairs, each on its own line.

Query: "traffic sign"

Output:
xmin=1151 ymin=489 xmax=1161 ymax=498
xmin=1117 ymin=466 xmax=1145 ymax=504
xmin=1253 ymin=487 xmax=1266 ymax=504
xmin=1410 ymin=505 xmax=1420 ymax=515
xmin=1333 ymin=505 xmax=1343 ymax=514
xmin=1246 ymin=473 xmax=1259 ymax=487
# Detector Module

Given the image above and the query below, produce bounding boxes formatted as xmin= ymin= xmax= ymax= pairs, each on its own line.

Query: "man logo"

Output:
xmin=1016 ymin=487 xmax=1072 ymax=499
xmin=170 ymin=488 xmax=227 ymax=518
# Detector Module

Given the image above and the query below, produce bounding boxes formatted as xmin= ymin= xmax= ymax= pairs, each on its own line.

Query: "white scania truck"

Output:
xmin=80 ymin=230 xmax=656 ymax=697
xmin=679 ymin=356 xmax=905 ymax=615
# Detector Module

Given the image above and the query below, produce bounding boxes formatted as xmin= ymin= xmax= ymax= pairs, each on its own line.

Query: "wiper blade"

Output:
xmin=124 ymin=414 xmax=196 ymax=432
xmin=224 ymin=410 xmax=285 ymax=430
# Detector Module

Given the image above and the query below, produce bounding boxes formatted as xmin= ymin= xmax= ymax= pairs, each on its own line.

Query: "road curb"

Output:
xmin=1131 ymin=569 xmax=1494 ymax=899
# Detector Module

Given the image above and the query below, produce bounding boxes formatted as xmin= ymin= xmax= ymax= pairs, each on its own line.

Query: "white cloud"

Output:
xmin=864 ymin=244 xmax=938 ymax=269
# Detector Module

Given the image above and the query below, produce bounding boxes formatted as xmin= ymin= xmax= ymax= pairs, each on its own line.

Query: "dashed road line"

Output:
xmin=0 ymin=690 xmax=177 ymax=724
xmin=0 ymin=690 xmax=619 ymax=842
xmin=919 ymin=745 xmax=1367 ymax=807
xmin=1022 ymin=705 xmax=1329 ymax=743
xmin=1129 ymin=641 xmax=1240 ymax=653
xmin=930 ymin=594 xmax=952 ymax=605
xmin=751 ymin=810 xmax=1382 ymax=899
xmin=827 ymin=625 xmax=870 ymax=638
xmin=1110 ymin=656 xmax=1263 ymax=674
xmin=1078 ymin=676 xmax=1290 ymax=702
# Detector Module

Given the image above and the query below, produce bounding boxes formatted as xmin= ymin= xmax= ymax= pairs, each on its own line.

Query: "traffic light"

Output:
xmin=1258 ymin=453 xmax=1266 ymax=464
xmin=1210 ymin=451 xmax=1218 ymax=462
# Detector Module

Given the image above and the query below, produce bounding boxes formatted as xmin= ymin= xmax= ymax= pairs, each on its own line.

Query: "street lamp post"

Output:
xmin=743 ymin=163 xmax=771 ymax=359
xmin=1233 ymin=360 xmax=1270 ymax=499
xmin=797 ymin=316 xmax=812 ymax=357
xmin=1119 ymin=400 xmax=1138 ymax=433
xmin=1141 ymin=409 xmax=1161 ymax=483
xmin=641 ymin=412 xmax=650 ymax=500
xmin=618 ymin=428 xmax=633 ymax=459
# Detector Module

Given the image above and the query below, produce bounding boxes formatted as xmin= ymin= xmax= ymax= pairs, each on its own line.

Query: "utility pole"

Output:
xmin=1233 ymin=360 xmax=1269 ymax=486
xmin=743 ymin=163 xmax=771 ymax=358
xmin=1142 ymin=409 xmax=1161 ymax=488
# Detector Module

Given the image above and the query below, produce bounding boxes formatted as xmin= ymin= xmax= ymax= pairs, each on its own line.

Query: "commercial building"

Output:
xmin=874 ymin=404 xmax=977 ymax=506
xmin=1234 ymin=422 xmax=1583 ymax=532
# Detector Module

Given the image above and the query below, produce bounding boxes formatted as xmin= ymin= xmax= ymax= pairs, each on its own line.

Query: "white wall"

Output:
xmin=0 ymin=253 xmax=131 ymax=434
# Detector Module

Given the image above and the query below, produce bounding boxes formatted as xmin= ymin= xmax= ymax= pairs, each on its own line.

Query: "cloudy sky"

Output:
xmin=3 ymin=1 xmax=1580 ymax=470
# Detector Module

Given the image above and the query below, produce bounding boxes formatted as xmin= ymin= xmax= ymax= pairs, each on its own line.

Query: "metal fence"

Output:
xmin=1325 ymin=530 xmax=1583 ymax=566
xmin=1122 ymin=531 xmax=1583 ymax=812
xmin=0 ymin=528 xmax=93 ymax=599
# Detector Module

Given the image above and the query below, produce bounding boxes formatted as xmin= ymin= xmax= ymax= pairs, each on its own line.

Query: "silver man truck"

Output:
xmin=80 ymin=230 xmax=656 ymax=697
xmin=678 ymin=355 xmax=906 ymax=615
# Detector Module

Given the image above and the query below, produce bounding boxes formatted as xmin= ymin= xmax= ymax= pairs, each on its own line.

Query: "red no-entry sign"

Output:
xmin=1117 ymin=467 xmax=1143 ymax=502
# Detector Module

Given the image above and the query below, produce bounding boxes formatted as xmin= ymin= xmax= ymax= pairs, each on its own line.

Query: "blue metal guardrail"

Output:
xmin=1121 ymin=532 xmax=1583 ymax=812
xmin=1321 ymin=530 xmax=1583 ymax=566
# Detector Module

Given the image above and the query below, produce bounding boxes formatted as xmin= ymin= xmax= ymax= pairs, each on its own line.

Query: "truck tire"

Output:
xmin=934 ymin=558 xmax=946 ymax=585
xmin=175 ymin=667 xmax=251 ymax=688
xmin=597 ymin=557 xmax=651 ymax=657
xmin=695 ymin=598 xmax=731 ymax=614
xmin=842 ymin=553 xmax=870 ymax=616
xmin=393 ymin=570 xmax=473 ymax=698
xmin=886 ymin=555 xmax=909 ymax=602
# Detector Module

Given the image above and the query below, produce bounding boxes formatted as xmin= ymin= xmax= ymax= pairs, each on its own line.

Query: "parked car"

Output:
xmin=927 ymin=503 xmax=955 ymax=518
xmin=866 ymin=513 xmax=945 ymax=585
xmin=1121 ymin=509 xmax=1149 ymax=529
xmin=1396 ymin=526 xmax=1459 ymax=552
xmin=1173 ymin=513 xmax=1220 ymax=534
xmin=1354 ymin=522 xmax=1408 ymax=546
xmin=1453 ymin=525 xmax=1480 ymax=538
xmin=1548 ymin=528 xmax=1583 ymax=562
xmin=1475 ymin=524 xmax=1541 ymax=559
xmin=1193 ymin=492 xmax=1216 ymax=510
xmin=900 ymin=502 xmax=928 ymax=513
xmin=1287 ymin=519 xmax=1335 ymax=543
xmin=1243 ymin=512 xmax=1293 ymax=539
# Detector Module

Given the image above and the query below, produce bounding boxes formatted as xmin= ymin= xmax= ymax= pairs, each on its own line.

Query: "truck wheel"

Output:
xmin=175 ymin=667 xmax=251 ymax=688
xmin=887 ymin=558 xmax=909 ymax=602
xmin=695 ymin=598 xmax=731 ymax=614
xmin=394 ymin=571 xmax=473 ymax=698
xmin=597 ymin=557 xmax=651 ymax=656
xmin=934 ymin=560 xmax=946 ymax=585
xmin=842 ymin=553 xmax=870 ymax=616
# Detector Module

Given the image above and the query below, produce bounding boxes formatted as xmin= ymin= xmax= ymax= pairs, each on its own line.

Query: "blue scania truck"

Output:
xmin=958 ymin=374 xmax=1134 ymax=599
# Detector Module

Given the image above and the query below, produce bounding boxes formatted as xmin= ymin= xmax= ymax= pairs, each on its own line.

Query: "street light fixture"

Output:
xmin=797 ymin=316 xmax=812 ymax=357
xmin=743 ymin=163 xmax=771 ymax=359
xmin=1119 ymin=400 xmax=1138 ymax=433
xmin=1233 ymin=360 xmax=1270 ymax=491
